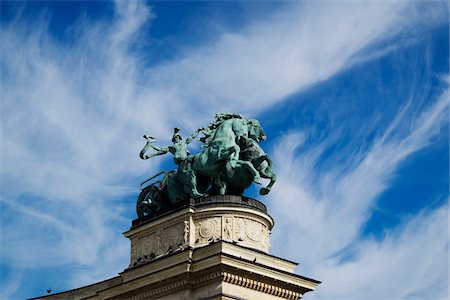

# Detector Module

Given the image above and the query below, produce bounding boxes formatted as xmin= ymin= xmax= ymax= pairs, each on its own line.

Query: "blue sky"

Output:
xmin=0 ymin=1 xmax=448 ymax=299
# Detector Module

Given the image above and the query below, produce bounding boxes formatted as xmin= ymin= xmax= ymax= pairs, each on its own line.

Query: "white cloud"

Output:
xmin=268 ymin=85 xmax=448 ymax=299
xmin=0 ymin=0 xmax=447 ymax=298
xmin=146 ymin=0 xmax=447 ymax=115
xmin=310 ymin=206 xmax=448 ymax=300
xmin=0 ymin=268 xmax=23 ymax=300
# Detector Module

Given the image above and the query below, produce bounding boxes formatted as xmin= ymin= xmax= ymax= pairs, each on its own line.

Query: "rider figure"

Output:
xmin=141 ymin=127 xmax=204 ymax=197
xmin=169 ymin=128 xmax=194 ymax=164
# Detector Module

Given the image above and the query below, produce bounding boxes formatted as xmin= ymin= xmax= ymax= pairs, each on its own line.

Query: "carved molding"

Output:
xmin=130 ymin=221 xmax=186 ymax=267
xmin=221 ymin=271 xmax=302 ymax=300
xmin=128 ymin=207 xmax=273 ymax=267
xmin=114 ymin=270 xmax=302 ymax=300
xmin=112 ymin=279 xmax=189 ymax=300
xmin=195 ymin=217 xmax=221 ymax=243
xmin=194 ymin=214 xmax=270 ymax=252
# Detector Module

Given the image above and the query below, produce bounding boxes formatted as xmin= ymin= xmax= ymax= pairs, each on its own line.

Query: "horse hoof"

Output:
xmin=259 ymin=188 xmax=270 ymax=195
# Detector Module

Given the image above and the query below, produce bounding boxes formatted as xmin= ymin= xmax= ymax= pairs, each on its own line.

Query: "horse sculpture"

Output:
xmin=190 ymin=117 xmax=263 ymax=195
xmin=238 ymin=135 xmax=277 ymax=195
xmin=137 ymin=113 xmax=276 ymax=218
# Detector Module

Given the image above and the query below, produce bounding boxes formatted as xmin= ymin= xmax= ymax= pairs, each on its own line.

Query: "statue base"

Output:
xmin=127 ymin=195 xmax=273 ymax=268
xmin=32 ymin=196 xmax=320 ymax=299
xmin=117 ymin=195 xmax=320 ymax=299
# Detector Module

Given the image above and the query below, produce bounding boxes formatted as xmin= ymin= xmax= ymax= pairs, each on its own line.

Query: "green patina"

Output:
xmin=137 ymin=113 xmax=276 ymax=218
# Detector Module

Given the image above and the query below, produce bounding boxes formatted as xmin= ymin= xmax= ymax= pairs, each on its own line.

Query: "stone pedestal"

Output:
xmin=114 ymin=195 xmax=319 ymax=299
xmin=126 ymin=195 xmax=273 ymax=269
xmin=32 ymin=196 xmax=320 ymax=300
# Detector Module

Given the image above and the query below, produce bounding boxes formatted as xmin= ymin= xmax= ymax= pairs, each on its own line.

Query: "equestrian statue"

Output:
xmin=137 ymin=113 xmax=276 ymax=218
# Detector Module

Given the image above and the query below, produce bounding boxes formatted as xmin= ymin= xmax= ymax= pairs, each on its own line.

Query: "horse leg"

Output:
xmin=225 ymin=145 xmax=240 ymax=177
xmin=215 ymin=177 xmax=227 ymax=195
xmin=235 ymin=160 xmax=261 ymax=184
xmin=252 ymin=155 xmax=269 ymax=168
xmin=254 ymin=156 xmax=277 ymax=195
xmin=189 ymin=171 xmax=204 ymax=197
xmin=259 ymin=173 xmax=277 ymax=195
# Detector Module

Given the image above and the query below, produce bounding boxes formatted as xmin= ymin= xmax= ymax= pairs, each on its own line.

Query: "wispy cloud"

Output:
xmin=268 ymin=84 xmax=448 ymax=299
xmin=313 ymin=205 xmax=448 ymax=299
xmin=0 ymin=0 xmax=447 ymax=298
xmin=146 ymin=0 xmax=447 ymax=115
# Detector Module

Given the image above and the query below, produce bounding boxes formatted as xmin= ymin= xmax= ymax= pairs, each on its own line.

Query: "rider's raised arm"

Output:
xmin=140 ymin=136 xmax=169 ymax=159
xmin=141 ymin=151 xmax=168 ymax=160
xmin=186 ymin=127 xmax=204 ymax=144
xmin=149 ymin=144 xmax=169 ymax=153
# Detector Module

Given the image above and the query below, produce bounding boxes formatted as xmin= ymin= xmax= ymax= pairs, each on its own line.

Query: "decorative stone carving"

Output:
xmin=141 ymin=235 xmax=154 ymax=256
xmin=223 ymin=217 xmax=233 ymax=241
xmin=235 ymin=217 xmax=246 ymax=241
xmin=165 ymin=227 xmax=181 ymax=248
xmin=238 ymin=216 xmax=269 ymax=250
xmin=130 ymin=238 xmax=139 ymax=263
xmin=245 ymin=219 xmax=263 ymax=242
xmin=195 ymin=217 xmax=221 ymax=243
xmin=183 ymin=220 xmax=189 ymax=244
xmin=193 ymin=214 xmax=270 ymax=252
xmin=129 ymin=222 xmax=186 ymax=267
xmin=127 ymin=196 xmax=274 ymax=267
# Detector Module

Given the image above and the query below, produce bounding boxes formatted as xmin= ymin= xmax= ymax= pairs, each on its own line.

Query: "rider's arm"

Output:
xmin=140 ymin=136 xmax=169 ymax=159
xmin=142 ymin=150 xmax=168 ymax=160
xmin=186 ymin=127 xmax=203 ymax=144
xmin=149 ymin=144 xmax=169 ymax=153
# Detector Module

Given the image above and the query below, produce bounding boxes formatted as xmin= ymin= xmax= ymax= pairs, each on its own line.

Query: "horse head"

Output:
xmin=247 ymin=119 xmax=266 ymax=143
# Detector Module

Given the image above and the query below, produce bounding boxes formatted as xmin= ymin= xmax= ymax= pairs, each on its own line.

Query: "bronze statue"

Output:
xmin=137 ymin=113 xmax=276 ymax=218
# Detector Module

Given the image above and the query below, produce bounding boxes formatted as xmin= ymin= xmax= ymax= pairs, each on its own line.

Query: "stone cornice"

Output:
xmin=221 ymin=271 xmax=302 ymax=300
xmin=113 ymin=264 xmax=312 ymax=300
xmin=105 ymin=242 xmax=319 ymax=300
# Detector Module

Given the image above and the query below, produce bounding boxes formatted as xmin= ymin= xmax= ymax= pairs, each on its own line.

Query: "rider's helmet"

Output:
xmin=172 ymin=127 xmax=182 ymax=142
